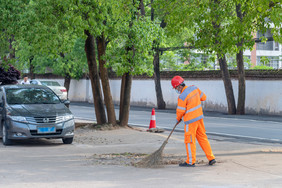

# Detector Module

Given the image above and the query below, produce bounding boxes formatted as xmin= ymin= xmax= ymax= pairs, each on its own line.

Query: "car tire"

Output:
xmin=62 ymin=137 xmax=73 ymax=144
xmin=2 ymin=122 xmax=12 ymax=146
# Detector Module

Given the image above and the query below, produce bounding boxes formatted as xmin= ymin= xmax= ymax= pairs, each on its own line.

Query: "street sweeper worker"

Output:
xmin=171 ymin=75 xmax=216 ymax=167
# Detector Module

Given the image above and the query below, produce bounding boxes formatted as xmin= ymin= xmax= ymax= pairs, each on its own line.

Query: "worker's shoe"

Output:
xmin=209 ymin=159 xmax=216 ymax=165
xmin=179 ymin=162 xmax=195 ymax=167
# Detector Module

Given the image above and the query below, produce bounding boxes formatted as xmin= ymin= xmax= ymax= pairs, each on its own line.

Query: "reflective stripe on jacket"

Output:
xmin=176 ymin=85 xmax=206 ymax=125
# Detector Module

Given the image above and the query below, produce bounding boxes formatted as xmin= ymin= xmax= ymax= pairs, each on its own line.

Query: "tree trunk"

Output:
xmin=153 ymin=49 xmax=166 ymax=109
xmin=119 ymin=0 xmax=138 ymax=126
xmin=59 ymin=53 xmax=71 ymax=100
xmin=236 ymin=45 xmax=246 ymax=115
xmin=59 ymin=53 xmax=71 ymax=95
xmin=84 ymin=30 xmax=106 ymax=125
xmin=218 ymin=55 xmax=237 ymax=114
xmin=139 ymin=0 xmax=145 ymax=16
xmin=212 ymin=0 xmax=236 ymax=114
xmin=151 ymin=1 xmax=166 ymax=109
xmin=119 ymin=74 xmax=126 ymax=122
xmin=151 ymin=0 xmax=154 ymax=21
xmin=63 ymin=73 xmax=71 ymax=108
xmin=97 ymin=34 xmax=117 ymax=125
xmin=9 ymin=35 xmax=15 ymax=59
xmin=64 ymin=73 xmax=71 ymax=95
xmin=29 ymin=56 xmax=35 ymax=79
xmin=236 ymin=3 xmax=246 ymax=115
xmin=119 ymin=73 xmax=132 ymax=127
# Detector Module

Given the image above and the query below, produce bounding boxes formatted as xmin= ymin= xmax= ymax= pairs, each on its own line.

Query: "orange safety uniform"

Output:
xmin=176 ymin=85 xmax=215 ymax=165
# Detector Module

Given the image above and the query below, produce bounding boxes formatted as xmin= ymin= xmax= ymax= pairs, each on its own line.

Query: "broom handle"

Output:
xmin=165 ymin=120 xmax=181 ymax=142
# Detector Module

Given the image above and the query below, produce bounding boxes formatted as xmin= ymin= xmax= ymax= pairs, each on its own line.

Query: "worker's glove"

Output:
xmin=177 ymin=119 xmax=182 ymax=125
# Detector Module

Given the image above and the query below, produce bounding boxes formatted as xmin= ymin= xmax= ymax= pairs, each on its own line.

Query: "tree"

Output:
xmin=23 ymin=0 xmax=108 ymax=124
xmin=0 ymin=0 xmax=30 ymax=62
xmin=18 ymin=0 xmax=86 ymax=94
xmin=105 ymin=0 xmax=159 ymax=126
xmin=151 ymin=0 xmax=166 ymax=109
xmin=225 ymin=0 xmax=281 ymax=114
xmin=84 ymin=30 xmax=107 ymax=125
xmin=9 ymin=0 xmax=156 ymax=126
xmin=1 ymin=0 xmax=88 ymax=98
xmin=156 ymin=0 xmax=237 ymax=114
xmin=156 ymin=0 xmax=281 ymax=115
xmin=97 ymin=34 xmax=117 ymax=126
xmin=66 ymin=0 xmax=132 ymax=125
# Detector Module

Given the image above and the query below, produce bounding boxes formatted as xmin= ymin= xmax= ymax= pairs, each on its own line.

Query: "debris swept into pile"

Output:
xmin=87 ymin=152 xmax=189 ymax=167
xmin=88 ymin=152 xmax=147 ymax=166
xmin=135 ymin=122 xmax=180 ymax=168
xmin=134 ymin=140 xmax=168 ymax=168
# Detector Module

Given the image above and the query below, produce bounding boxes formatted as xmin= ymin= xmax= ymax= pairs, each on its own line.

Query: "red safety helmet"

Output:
xmin=171 ymin=76 xmax=184 ymax=88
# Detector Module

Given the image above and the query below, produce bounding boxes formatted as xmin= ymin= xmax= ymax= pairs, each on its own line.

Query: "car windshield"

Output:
xmin=6 ymin=88 xmax=61 ymax=104
xmin=41 ymin=81 xmax=61 ymax=86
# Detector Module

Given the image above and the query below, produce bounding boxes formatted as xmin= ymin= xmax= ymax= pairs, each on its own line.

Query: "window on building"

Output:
xmin=270 ymin=57 xmax=279 ymax=69
xmin=256 ymin=56 xmax=261 ymax=66
xmin=257 ymin=56 xmax=280 ymax=69
xmin=256 ymin=29 xmax=274 ymax=51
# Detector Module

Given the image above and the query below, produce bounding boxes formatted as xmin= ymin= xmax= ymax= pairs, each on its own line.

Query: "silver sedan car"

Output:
xmin=30 ymin=80 xmax=68 ymax=100
xmin=0 ymin=84 xmax=74 ymax=145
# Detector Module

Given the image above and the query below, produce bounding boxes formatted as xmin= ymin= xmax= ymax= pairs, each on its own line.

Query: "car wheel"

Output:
xmin=62 ymin=137 xmax=73 ymax=144
xmin=2 ymin=123 xmax=12 ymax=146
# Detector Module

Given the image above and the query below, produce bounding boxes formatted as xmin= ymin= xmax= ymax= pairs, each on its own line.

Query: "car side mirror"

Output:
xmin=63 ymin=100 xmax=70 ymax=105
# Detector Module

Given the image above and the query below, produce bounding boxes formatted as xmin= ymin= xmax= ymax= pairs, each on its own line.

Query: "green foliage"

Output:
xmin=260 ymin=56 xmax=271 ymax=66
xmin=106 ymin=16 xmax=161 ymax=76
xmin=59 ymin=0 xmax=159 ymax=77
xmin=1 ymin=0 xmax=280 ymax=78
xmin=155 ymin=0 xmax=281 ymax=64
xmin=256 ymin=0 xmax=282 ymax=43
xmin=4 ymin=0 xmax=87 ymax=79
xmin=161 ymin=50 xmax=214 ymax=71
xmin=51 ymin=39 xmax=88 ymax=79
xmin=160 ymin=51 xmax=180 ymax=71
xmin=251 ymin=56 xmax=273 ymax=70
xmin=251 ymin=65 xmax=273 ymax=70
xmin=26 ymin=38 xmax=87 ymax=79
xmin=0 ymin=0 xmax=29 ymax=59
xmin=243 ymin=56 xmax=252 ymax=69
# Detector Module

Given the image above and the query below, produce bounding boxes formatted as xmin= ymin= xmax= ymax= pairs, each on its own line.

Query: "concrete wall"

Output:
xmin=61 ymin=78 xmax=282 ymax=116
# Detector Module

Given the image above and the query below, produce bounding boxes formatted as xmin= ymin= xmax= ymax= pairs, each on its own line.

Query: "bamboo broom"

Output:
xmin=135 ymin=121 xmax=181 ymax=168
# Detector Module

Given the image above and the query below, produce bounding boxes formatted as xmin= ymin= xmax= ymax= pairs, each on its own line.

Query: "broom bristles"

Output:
xmin=135 ymin=140 xmax=168 ymax=168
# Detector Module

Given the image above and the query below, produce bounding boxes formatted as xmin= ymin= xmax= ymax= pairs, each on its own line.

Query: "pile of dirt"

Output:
xmin=76 ymin=123 xmax=118 ymax=130
xmin=74 ymin=123 xmax=156 ymax=146
xmin=86 ymin=152 xmax=209 ymax=167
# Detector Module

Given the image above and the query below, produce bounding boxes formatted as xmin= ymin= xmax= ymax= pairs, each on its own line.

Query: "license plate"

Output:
xmin=37 ymin=126 xmax=56 ymax=134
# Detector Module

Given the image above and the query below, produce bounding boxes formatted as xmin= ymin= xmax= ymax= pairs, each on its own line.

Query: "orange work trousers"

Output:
xmin=184 ymin=118 xmax=215 ymax=165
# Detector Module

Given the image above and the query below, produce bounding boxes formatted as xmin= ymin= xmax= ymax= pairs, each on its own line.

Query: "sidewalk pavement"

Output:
xmin=71 ymin=103 xmax=282 ymax=187
xmin=72 ymin=118 xmax=282 ymax=188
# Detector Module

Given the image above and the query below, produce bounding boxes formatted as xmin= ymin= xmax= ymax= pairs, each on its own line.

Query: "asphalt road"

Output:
xmin=69 ymin=102 xmax=282 ymax=143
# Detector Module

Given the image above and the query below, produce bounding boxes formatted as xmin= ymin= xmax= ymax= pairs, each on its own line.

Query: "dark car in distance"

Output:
xmin=0 ymin=84 xmax=74 ymax=145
